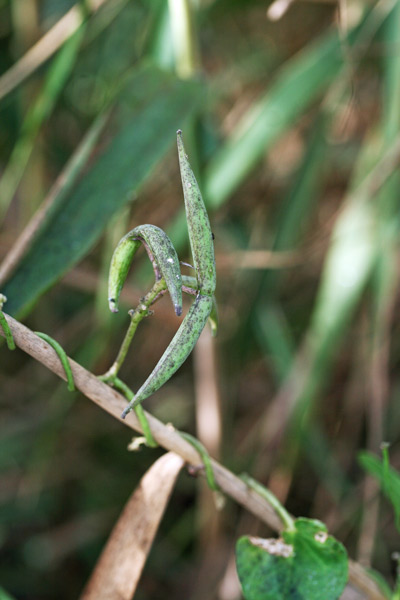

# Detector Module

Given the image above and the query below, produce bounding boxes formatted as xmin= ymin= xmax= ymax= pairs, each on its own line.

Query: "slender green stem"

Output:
xmin=179 ymin=431 xmax=220 ymax=491
xmin=241 ymin=473 xmax=296 ymax=531
xmin=380 ymin=441 xmax=390 ymax=497
xmin=132 ymin=405 xmax=158 ymax=448
xmin=0 ymin=311 xmax=15 ymax=350
xmin=111 ymin=377 xmax=157 ymax=448
xmin=102 ymin=278 xmax=167 ymax=380
xmin=0 ymin=295 xmax=15 ymax=350
xmin=99 ymin=278 xmax=168 ymax=447
xmin=35 ymin=332 xmax=75 ymax=391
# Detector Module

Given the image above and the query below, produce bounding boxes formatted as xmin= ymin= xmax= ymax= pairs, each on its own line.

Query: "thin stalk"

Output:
xmin=101 ymin=277 xmax=167 ymax=380
xmin=380 ymin=442 xmax=390 ymax=498
xmin=35 ymin=332 xmax=75 ymax=391
xmin=112 ymin=377 xmax=157 ymax=448
xmin=241 ymin=474 xmax=296 ymax=532
xmin=179 ymin=431 xmax=219 ymax=491
xmin=0 ymin=312 xmax=16 ymax=350
xmin=0 ymin=295 xmax=15 ymax=350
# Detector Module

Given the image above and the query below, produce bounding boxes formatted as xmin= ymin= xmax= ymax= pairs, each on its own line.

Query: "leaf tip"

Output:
xmin=108 ymin=298 xmax=118 ymax=313
xmin=121 ymin=407 xmax=129 ymax=419
xmin=176 ymin=130 xmax=184 ymax=152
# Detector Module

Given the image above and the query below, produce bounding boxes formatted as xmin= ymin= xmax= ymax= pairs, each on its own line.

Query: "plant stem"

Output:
xmin=241 ymin=473 xmax=296 ymax=532
xmin=35 ymin=332 xmax=75 ymax=391
xmin=179 ymin=431 xmax=219 ymax=491
xmin=102 ymin=277 xmax=167 ymax=380
xmin=112 ymin=377 xmax=157 ymax=448
xmin=0 ymin=294 xmax=15 ymax=350
xmin=99 ymin=278 xmax=169 ymax=447
xmin=380 ymin=441 xmax=390 ymax=498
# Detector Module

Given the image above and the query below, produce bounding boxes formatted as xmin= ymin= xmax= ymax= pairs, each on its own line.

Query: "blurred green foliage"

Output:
xmin=1 ymin=0 xmax=400 ymax=598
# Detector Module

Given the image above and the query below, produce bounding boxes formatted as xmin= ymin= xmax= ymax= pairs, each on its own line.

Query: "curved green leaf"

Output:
xmin=108 ymin=224 xmax=182 ymax=316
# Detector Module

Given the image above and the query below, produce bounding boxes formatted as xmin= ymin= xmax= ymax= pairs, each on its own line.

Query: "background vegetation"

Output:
xmin=0 ymin=0 xmax=399 ymax=598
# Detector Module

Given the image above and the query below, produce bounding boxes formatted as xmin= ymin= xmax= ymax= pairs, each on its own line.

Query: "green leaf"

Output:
xmin=108 ymin=224 xmax=183 ymax=316
xmin=236 ymin=518 xmax=348 ymax=600
xmin=2 ymin=66 xmax=202 ymax=317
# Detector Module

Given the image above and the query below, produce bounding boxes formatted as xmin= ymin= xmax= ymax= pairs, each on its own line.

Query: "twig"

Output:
xmin=0 ymin=312 xmax=386 ymax=600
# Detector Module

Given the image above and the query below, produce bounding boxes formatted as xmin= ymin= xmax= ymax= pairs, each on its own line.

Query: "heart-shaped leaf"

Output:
xmin=236 ymin=518 xmax=348 ymax=600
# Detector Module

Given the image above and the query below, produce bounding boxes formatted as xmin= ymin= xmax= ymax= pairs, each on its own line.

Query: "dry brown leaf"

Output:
xmin=80 ymin=452 xmax=184 ymax=600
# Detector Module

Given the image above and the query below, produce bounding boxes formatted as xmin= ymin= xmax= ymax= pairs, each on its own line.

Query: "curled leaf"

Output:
xmin=108 ymin=224 xmax=182 ymax=316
